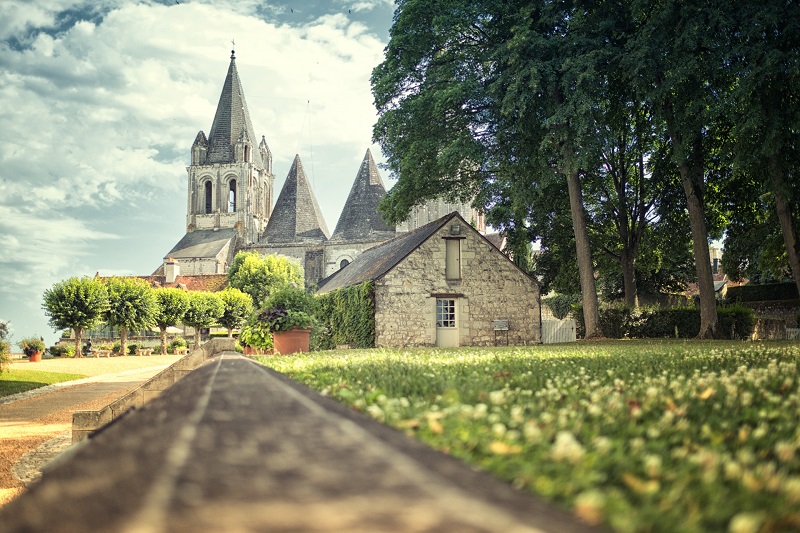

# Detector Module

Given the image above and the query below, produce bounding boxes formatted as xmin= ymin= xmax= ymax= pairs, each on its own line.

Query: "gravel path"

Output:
xmin=0 ymin=358 xmax=180 ymax=508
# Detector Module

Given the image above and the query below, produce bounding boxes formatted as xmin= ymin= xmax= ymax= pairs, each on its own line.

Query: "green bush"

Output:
xmin=168 ymin=337 xmax=187 ymax=354
xmin=18 ymin=337 xmax=46 ymax=357
xmin=726 ymin=282 xmax=799 ymax=302
xmin=543 ymin=294 xmax=581 ymax=319
xmin=0 ymin=321 xmax=10 ymax=372
xmin=316 ymin=281 xmax=375 ymax=349
xmin=49 ymin=344 xmax=75 ymax=357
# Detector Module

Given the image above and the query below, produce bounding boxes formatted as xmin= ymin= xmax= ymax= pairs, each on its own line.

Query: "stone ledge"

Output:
xmin=71 ymin=338 xmax=236 ymax=443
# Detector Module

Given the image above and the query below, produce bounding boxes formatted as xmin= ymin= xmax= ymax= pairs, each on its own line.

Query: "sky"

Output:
xmin=0 ymin=0 xmax=397 ymax=346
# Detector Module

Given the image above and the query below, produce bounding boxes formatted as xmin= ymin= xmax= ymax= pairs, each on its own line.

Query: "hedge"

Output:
xmin=726 ymin=282 xmax=799 ymax=302
xmin=315 ymin=281 xmax=375 ymax=350
xmin=573 ymin=303 xmax=755 ymax=340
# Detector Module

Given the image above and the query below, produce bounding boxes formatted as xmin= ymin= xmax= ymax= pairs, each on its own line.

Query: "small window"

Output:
xmin=204 ymin=181 xmax=213 ymax=214
xmin=436 ymin=299 xmax=456 ymax=328
xmin=445 ymin=238 xmax=461 ymax=279
xmin=228 ymin=180 xmax=236 ymax=213
xmin=244 ymin=145 xmax=250 ymax=162
xmin=340 ymin=259 xmax=350 ymax=269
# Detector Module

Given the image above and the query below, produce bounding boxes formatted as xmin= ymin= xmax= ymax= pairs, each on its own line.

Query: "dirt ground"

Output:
xmin=0 ymin=355 xmax=181 ymax=507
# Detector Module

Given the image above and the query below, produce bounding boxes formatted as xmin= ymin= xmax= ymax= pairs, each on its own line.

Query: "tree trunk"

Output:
xmin=770 ymin=158 xmax=800 ymax=298
xmin=120 ymin=327 xmax=128 ymax=357
xmin=160 ymin=326 xmax=168 ymax=355
xmin=620 ymin=246 xmax=638 ymax=308
xmin=228 ymin=327 xmax=233 ymax=338
xmin=74 ymin=327 xmax=83 ymax=358
xmin=566 ymin=167 xmax=601 ymax=338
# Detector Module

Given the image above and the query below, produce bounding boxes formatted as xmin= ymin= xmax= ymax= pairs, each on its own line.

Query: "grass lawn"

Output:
xmin=1 ymin=353 xmax=182 ymax=398
xmin=0 ymin=369 xmax=86 ymax=397
xmin=257 ymin=340 xmax=800 ymax=533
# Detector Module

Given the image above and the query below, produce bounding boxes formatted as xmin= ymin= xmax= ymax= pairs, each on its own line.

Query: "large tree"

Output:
xmin=42 ymin=276 xmax=109 ymax=358
xmin=183 ymin=292 xmax=224 ymax=350
xmin=227 ymin=252 xmax=304 ymax=308
xmin=727 ymin=0 xmax=800 ymax=295
xmin=104 ymin=277 xmax=157 ymax=356
xmin=218 ymin=288 xmax=254 ymax=338
xmin=152 ymin=287 xmax=189 ymax=355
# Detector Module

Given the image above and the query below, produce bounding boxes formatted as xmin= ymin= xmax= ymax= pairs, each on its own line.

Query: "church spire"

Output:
xmin=205 ymin=50 xmax=263 ymax=167
xmin=330 ymin=149 xmax=395 ymax=242
xmin=262 ymin=155 xmax=330 ymax=243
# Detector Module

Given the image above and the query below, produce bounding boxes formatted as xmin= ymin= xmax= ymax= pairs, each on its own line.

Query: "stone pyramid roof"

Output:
xmin=317 ymin=212 xmax=461 ymax=294
xmin=262 ymin=155 xmax=330 ymax=243
xmin=205 ymin=51 xmax=264 ymax=167
xmin=330 ymin=149 xmax=395 ymax=242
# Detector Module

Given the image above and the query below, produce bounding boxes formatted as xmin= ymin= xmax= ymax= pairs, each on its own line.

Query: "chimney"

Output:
xmin=165 ymin=259 xmax=180 ymax=284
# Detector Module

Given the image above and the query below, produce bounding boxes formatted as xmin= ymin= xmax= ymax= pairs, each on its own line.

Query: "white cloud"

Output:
xmin=0 ymin=1 xmax=393 ymax=343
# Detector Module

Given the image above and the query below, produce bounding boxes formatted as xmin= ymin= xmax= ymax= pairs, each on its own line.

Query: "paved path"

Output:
xmin=0 ymin=364 xmax=173 ymax=507
xmin=0 ymin=355 xmax=601 ymax=532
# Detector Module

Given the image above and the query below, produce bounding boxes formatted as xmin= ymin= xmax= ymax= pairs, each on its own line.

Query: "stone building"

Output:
xmin=160 ymin=50 xmax=485 ymax=286
xmin=317 ymin=212 xmax=541 ymax=348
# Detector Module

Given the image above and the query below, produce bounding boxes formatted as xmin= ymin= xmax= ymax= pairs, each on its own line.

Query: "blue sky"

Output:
xmin=0 ymin=0 xmax=396 ymax=345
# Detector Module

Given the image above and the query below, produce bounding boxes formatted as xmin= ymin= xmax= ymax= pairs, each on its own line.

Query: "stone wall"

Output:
xmin=374 ymin=223 xmax=540 ymax=347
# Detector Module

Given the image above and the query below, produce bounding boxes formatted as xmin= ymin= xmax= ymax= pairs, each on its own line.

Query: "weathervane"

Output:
xmin=231 ymin=38 xmax=236 ymax=59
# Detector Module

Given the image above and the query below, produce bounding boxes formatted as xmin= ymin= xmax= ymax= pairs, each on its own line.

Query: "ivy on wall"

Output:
xmin=316 ymin=281 xmax=375 ymax=349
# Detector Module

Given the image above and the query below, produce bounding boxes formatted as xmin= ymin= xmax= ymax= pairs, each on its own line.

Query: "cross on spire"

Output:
xmin=230 ymin=39 xmax=236 ymax=59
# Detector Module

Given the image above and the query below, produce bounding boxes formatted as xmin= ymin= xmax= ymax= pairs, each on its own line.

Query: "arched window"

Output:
xmin=340 ymin=259 xmax=350 ymax=269
xmin=228 ymin=180 xmax=236 ymax=213
xmin=204 ymin=181 xmax=213 ymax=214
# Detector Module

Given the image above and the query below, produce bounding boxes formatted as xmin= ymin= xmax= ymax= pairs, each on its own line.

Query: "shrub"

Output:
xmin=316 ymin=281 xmax=375 ymax=349
xmin=543 ymin=294 xmax=581 ymax=319
xmin=18 ymin=337 xmax=46 ymax=357
xmin=0 ymin=321 xmax=10 ymax=372
xmin=168 ymin=337 xmax=187 ymax=354
xmin=49 ymin=344 xmax=75 ymax=357
xmin=127 ymin=343 xmax=140 ymax=355
xmin=260 ymin=285 xmax=317 ymax=332
xmin=726 ymin=282 xmax=799 ymax=302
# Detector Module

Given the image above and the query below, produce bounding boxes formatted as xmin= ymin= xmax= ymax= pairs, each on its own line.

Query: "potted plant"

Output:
xmin=18 ymin=337 xmax=46 ymax=362
xmin=259 ymin=285 xmax=316 ymax=355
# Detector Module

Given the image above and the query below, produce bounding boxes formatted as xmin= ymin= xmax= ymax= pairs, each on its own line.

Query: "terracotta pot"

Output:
xmin=28 ymin=350 xmax=42 ymax=362
xmin=272 ymin=328 xmax=311 ymax=355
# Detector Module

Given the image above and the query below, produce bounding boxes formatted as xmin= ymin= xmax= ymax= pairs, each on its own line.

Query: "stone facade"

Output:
xmin=318 ymin=212 xmax=541 ymax=348
xmin=374 ymin=220 xmax=540 ymax=347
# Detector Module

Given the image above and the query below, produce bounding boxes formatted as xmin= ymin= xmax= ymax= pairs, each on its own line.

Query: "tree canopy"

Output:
xmin=183 ymin=291 xmax=224 ymax=349
xmin=103 ymin=277 xmax=157 ymax=356
xmin=227 ymin=252 xmax=304 ymax=308
xmin=153 ymin=287 xmax=190 ymax=355
xmin=42 ymin=276 xmax=109 ymax=357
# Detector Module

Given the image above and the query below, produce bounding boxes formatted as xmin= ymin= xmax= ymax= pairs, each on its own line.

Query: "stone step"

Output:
xmin=0 ymin=354 xmax=603 ymax=532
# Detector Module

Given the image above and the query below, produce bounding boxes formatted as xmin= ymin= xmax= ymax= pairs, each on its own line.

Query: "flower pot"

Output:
xmin=28 ymin=350 xmax=42 ymax=362
xmin=272 ymin=328 xmax=311 ymax=355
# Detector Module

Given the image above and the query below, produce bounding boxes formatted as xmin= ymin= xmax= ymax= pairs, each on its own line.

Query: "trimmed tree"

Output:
xmin=42 ymin=276 xmax=109 ymax=358
xmin=227 ymin=251 xmax=304 ymax=308
xmin=153 ymin=287 xmax=190 ymax=355
xmin=218 ymin=288 xmax=254 ymax=338
xmin=104 ymin=277 xmax=157 ymax=356
xmin=183 ymin=291 xmax=224 ymax=349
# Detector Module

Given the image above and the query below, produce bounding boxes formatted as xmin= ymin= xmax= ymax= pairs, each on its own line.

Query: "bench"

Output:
xmin=175 ymin=347 xmax=189 ymax=355
xmin=93 ymin=349 xmax=111 ymax=358
xmin=136 ymin=348 xmax=153 ymax=357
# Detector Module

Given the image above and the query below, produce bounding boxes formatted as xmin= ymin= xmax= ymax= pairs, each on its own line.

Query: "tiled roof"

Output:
xmin=485 ymin=233 xmax=506 ymax=251
xmin=330 ymin=149 xmax=396 ymax=242
xmin=262 ymin=155 xmax=330 ymax=244
xmin=165 ymin=229 xmax=238 ymax=259
xmin=317 ymin=212 xmax=459 ymax=294
xmin=205 ymin=52 xmax=264 ymax=168
xmin=140 ymin=274 xmax=229 ymax=292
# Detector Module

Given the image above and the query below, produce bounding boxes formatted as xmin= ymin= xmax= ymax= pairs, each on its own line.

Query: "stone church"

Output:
xmin=158 ymin=50 xmax=482 ymax=286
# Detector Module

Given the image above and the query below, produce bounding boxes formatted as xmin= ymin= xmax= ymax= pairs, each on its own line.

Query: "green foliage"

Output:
xmin=543 ymin=294 xmax=581 ymax=320
xmin=238 ymin=322 xmax=274 ymax=352
xmin=217 ymin=288 xmax=254 ymax=335
xmin=168 ymin=337 xmax=187 ymax=354
xmin=0 ymin=320 xmax=10 ymax=372
xmin=48 ymin=344 xmax=75 ymax=357
xmin=183 ymin=292 xmax=224 ymax=331
xmin=42 ymin=276 xmax=109 ymax=356
xmin=258 ymin=342 xmax=800 ymax=533
xmin=152 ymin=288 xmax=189 ymax=329
xmin=227 ymin=252 xmax=304 ymax=308
xmin=315 ymin=281 xmax=375 ymax=349
xmin=726 ymin=283 xmax=800 ymax=303
xmin=257 ymin=285 xmax=317 ymax=333
xmin=17 ymin=337 xmax=45 ymax=357
xmin=103 ymin=277 xmax=157 ymax=356
xmin=573 ymin=304 xmax=755 ymax=340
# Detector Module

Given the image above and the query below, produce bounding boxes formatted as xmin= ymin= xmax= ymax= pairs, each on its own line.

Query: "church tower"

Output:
xmin=186 ymin=49 xmax=274 ymax=243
